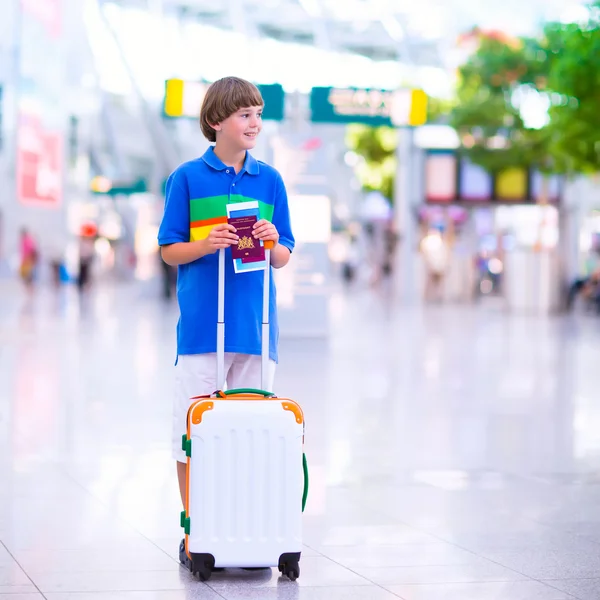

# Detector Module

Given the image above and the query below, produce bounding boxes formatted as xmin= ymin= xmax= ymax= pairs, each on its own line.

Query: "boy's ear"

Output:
xmin=211 ymin=122 xmax=222 ymax=132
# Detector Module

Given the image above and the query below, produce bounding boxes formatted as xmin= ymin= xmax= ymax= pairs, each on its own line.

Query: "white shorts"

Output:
xmin=172 ymin=353 xmax=276 ymax=462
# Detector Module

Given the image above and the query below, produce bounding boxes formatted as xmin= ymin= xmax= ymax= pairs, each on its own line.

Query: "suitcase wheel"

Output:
xmin=278 ymin=552 xmax=301 ymax=581
xmin=194 ymin=565 xmax=211 ymax=582
xmin=191 ymin=553 xmax=215 ymax=582
xmin=284 ymin=564 xmax=300 ymax=581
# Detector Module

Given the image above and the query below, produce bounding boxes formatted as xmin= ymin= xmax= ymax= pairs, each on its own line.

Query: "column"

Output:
xmin=394 ymin=125 xmax=419 ymax=303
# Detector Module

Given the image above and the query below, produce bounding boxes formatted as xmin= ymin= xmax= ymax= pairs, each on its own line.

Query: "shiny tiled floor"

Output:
xmin=2 ymin=278 xmax=600 ymax=599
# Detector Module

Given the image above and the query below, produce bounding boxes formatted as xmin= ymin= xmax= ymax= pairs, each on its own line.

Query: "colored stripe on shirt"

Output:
xmin=189 ymin=194 xmax=274 ymax=240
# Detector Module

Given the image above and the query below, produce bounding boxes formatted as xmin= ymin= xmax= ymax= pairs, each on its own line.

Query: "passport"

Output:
xmin=228 ymin=215 xmax=265 ymax=262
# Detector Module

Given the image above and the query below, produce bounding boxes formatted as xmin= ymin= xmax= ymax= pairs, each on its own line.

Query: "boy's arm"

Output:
xmin=270 ymin=244 xmax=291 ymax=269
xmin=161 ymin=241 xmax=208 ymax=266
xmin=270 ymin=174 xmax=295 ymax=269
xmin=162 ymin=224 xmax=238 ymax=266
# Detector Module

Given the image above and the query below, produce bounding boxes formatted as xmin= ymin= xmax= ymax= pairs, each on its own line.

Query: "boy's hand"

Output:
xmin=253 ymin=220 xmax=279 ymax=245
xmin=203 ymin=224 xmax=239 ymax=254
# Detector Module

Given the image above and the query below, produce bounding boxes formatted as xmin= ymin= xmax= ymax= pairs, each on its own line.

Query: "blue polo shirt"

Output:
xmin=158 ymin=147 xmax=294 ymax=363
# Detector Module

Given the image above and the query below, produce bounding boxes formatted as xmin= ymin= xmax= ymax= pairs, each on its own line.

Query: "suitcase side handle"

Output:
xmin=222 ymin=387 xmax=275 ymax=397
xmin=302 ymin=452 xmax=309 ymax=512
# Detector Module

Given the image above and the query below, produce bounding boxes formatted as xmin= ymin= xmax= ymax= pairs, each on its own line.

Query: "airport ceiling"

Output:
xmin=109 ymin=0 xmax=586 ymax=68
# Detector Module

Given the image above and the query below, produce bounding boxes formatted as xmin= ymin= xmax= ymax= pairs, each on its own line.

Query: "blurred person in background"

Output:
xmin=19 ymin=228 xmax=39 ymax=292
xmin=48 ymin=240 xmax=66 ymax=289
xmin=361 ymin=191 xmax=393 ymax=287
xmin=78 ymin=224 xmax=97 ymax=292
xmin=420 ymin=227 xmax=448 ymax=302
xmin=419 ymin=216 xmax=453 ymax=303
xmin=340 ymin=222 xmax=362 ymax=284
xmin=567 ymin=266 xmax=600 ymax=312
xmin=381 ymin=220 xmax=398 ymax=279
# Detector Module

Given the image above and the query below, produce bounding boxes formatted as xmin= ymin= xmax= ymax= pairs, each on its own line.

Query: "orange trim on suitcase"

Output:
xmin=281 ymin=401 xmax=304 ymax=424
xmin=191 ymin=401 xmax=214 ymax=424
xmin=185 ymin=440 xmax=191 ymax=560
xmin=206 ymin=395 xmax=305 ymax=425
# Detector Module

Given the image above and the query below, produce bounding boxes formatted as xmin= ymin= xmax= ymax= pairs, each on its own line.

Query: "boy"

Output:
xmin=158 ymin=76 xmax=295 ymax=569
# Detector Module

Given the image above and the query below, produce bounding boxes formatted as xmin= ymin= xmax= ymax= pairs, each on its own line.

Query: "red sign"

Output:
xmin=16 ymin=113 xmax=62 ymax=207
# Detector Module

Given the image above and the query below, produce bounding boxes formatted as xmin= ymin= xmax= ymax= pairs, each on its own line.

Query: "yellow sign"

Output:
xmin=409 ymin=89 xmax=428 ymax=127
xmin=164 ymin=79 xmax=209 ymax=118
xmin=164 ymin=79 xmax=185 ymax=117
xmin=391 ymin=89 xmax=428 ymax=127
xmin=496 ymin=168 xmax=527 ymax=200
xmin=164 ymin=80 xmax=285 ymax=121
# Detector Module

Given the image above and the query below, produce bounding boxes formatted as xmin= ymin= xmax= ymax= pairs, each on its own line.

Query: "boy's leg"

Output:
xmin=173 ymin=353 xmax=234 ymax=506
xmin=174 ymin=352 xmax=237 ymax=570
xmin=227 ymin=353 xmax=276 ymax=393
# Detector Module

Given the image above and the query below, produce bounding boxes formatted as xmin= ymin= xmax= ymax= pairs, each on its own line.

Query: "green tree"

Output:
xmin=346 ymin=125 xmax=396 ymax=201
xmin=425 ymin=96 xmax=455 ymax=124
xmin=543 ymin=4 xmax=600 ymax=173
xmin=450 ymin=30 xmax=553 ymax=175
xmin=348 ymin=4 xmax=600 ymax=206
xmin=451 ymin=3 xmax=600 ymax=178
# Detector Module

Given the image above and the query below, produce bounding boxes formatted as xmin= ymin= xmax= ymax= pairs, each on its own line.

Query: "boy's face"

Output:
xmin=213 ymin=105 xmax=263 ymax=150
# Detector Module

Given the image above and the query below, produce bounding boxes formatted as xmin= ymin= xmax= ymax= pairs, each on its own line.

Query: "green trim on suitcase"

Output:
xmin=302 ymin=453 xmax=309 ymax=512
xmin=223 ymin=388 xmax=275 ymax=397
xmin=181 ymin=434 xmax=192 ymax=457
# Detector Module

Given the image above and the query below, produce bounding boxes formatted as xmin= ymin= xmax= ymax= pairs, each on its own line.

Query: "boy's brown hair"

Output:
xmin=200 ymin=77 xmax=264 ymax=143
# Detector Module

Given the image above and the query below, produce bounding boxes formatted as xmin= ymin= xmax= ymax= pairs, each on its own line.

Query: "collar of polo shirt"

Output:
xmin=201 ymin=146 xmax=260 ymax=176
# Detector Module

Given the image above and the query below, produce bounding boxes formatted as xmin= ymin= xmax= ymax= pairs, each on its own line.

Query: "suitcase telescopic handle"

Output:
xmin=217 ymin=240 xmax=275 ymax=392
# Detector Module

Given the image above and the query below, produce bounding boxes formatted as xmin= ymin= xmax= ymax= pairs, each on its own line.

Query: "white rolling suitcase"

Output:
xmin=181 ymin=245 xmax=307 ymax=582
